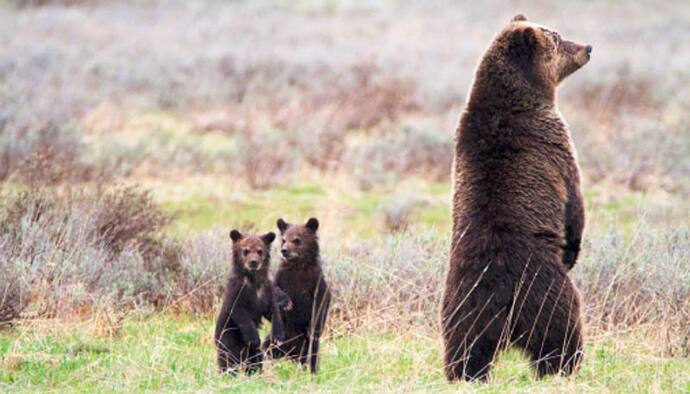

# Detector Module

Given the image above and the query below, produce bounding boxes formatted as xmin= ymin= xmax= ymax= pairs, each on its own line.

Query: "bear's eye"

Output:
xmin=293 ymin=238 xmax=301 ymax=245
xmin=257 ymin=250 xmax=263 ymax=256
xmin=243 ymin=249 xmax=250 ymax=256
xmin=552 ymin=32 xmax=561 ymax=44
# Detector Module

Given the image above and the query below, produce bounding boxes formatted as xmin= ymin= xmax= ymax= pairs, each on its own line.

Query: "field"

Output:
xmin=1 ymin=0 xmax=689 ymax=392
xmin=2 ymin=316 xmax=689 ymax=392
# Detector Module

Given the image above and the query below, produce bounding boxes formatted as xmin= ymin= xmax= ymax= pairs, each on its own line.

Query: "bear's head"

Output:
xmin=276 ymin=217 xmax=320 ymax=263
xmin=229 ymin=230 xmax=275 ymax=273
xmin=496 ymin=15 xmax=592 ymax=90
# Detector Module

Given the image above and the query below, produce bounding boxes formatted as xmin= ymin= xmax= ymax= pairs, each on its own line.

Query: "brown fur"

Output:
xmin=265 ymin=217 xmax=331 ymax=374
xmin=441 ymin=15 xmax=590 ymax=381
xmin=214 ymin=230 xmax=284 ymax=375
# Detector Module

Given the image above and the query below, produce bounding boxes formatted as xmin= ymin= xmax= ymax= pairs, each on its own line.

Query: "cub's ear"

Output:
xmin=511 ymin=14 xmax=527 ymax=22
xmin=229 ymin=229 xmax=242 ymax=242
xmin=277 ymin=218 xmax=289 ymax=232
xmin=262 ymin=232 xmax=276 ymax=245
xmin=305 ymin=217 xmax=319 ymax=232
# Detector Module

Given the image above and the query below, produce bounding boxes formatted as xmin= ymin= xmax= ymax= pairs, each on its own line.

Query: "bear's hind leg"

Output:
xmin=446 ymin=334 xmax=502 ymax=381
xmin=512 ymin=273 xmax=584 ymax=378
xmin=217 ymin=330 xmax=243 ymax=375
xmin=529 ymin=316 xmax=583 ymax=377
xmin=244 ymin=345 xmax=264 ymax=375
xmin=443 ymin=291 xmax=508 ymax=381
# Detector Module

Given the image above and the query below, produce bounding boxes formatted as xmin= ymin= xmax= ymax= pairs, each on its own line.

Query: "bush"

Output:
xmin=94 ymin=186 xmax=173 ymax=260
xmin=173 ymin=231 xmax=229 ymax=313
xmin=0 ymin=119 xmax=82 ymax=182
xmin=350 ymin=126 xmax=452 ymax=190
xmin=0 ymin=260 xmax=21 ymax=327
xmin=0 ymin=185 xmax=178 ymax=322
xmin=1 ymin=183 xmax=688 ymax=357
xmin=235 ymin=125 xmax=298 ymax=189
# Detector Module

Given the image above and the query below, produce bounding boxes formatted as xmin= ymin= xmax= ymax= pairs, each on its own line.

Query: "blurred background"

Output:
xmin=2 ymin=1 xmax=688 ymax=217
xmin=0 ymin=1 xmax=688 ymax=390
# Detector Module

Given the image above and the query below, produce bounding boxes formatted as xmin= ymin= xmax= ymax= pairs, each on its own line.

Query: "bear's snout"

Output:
xmin=281 ymin=249 xmax=289 ymax=258
xmin=585 ymin=45 xmax=593 ymax=54
xmin=247 ymin=259 xmax=260 ymax=270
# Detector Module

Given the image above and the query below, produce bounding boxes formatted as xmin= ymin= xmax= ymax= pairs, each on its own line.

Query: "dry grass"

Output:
xmin=1 ymin=0 xmax=687 ymax=191
xmin=1 ymin=184 xmax=688 ymax=359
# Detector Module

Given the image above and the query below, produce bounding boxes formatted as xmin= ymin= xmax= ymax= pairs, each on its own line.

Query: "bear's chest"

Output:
xmin=241 ymin=279 xmax=271 ymax=313
xmin=277 ymin=271 xmax=316 ymax=311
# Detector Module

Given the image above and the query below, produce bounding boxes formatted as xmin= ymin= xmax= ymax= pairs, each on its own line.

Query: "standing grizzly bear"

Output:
xmin=441 ymin=15 xmax=591 ymax=381
xmin=265 ymin=217 xmax=331 ymax=374
xmin=215 ymin=230 xmax=285 ymax=375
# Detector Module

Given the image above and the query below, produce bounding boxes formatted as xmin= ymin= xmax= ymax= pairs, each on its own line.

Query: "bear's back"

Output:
xmin=452 ymin=106 xmax=573 ymax=257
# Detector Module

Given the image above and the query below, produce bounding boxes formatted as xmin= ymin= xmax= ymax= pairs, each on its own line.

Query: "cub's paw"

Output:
xmin=275 ymin=287 xmax=293 ymax=312
xmin=272 ymin=333 xmax=285 ymax=346
xmin=282 ymin=299 xmax=293 ymax=312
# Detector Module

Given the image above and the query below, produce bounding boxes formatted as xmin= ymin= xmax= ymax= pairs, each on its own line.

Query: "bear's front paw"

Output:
xmin=562 ymin=248 xmax=578 ymax=270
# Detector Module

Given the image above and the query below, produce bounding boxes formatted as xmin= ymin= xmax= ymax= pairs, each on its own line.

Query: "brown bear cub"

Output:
xmin=215 ymin=230 xmax=286 ymax=375
xmin=442 ymin=15 xmax=591 ymax=381
xmin=265 ymin=217 xmax=331 ymax=374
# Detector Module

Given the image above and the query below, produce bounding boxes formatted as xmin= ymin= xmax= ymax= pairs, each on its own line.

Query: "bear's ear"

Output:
xmin=277 ymin=218 xmax=289 ymax=232
xmin=508 ymin=27 xmax=538 ymax=80
xmin=511 ymin=27 xmax=537 ymax=54
xmin=511 ymin=14 xmax=527 ymax=22
xmin=262 ymin=232 xmax=276 ymax=245
xmin=305 ymin=217 xmax=319 ymax=232
xmin=229 ymin=229 xmax=243 ymax=242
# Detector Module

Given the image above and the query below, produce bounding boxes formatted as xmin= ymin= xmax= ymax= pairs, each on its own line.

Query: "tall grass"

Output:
xmin=1 ymin=185 xmax=687 ymax=357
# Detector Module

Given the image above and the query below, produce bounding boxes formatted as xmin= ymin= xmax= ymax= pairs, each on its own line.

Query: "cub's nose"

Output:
xmin=585 ymin=45 xmax=593 ymax=54
xmin=248 ymin=260 xmax=259 ymax=269
xmin=281 ymin=249 xmax=289 ymax=258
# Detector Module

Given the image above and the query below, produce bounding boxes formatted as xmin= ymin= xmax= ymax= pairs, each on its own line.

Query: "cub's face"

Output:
xmin=506 ymin=15 xmax=591 ymax=86
xmin=229 ymin=230 xmax=275 ymax=272
xmin=276 ymin=217 xmax=319 ymax=261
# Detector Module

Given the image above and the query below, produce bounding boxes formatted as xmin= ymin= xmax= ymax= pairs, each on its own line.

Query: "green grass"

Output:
xmin=4 ymin=167 xmax=687 ymax=392
xmin=1 ymin=315 xmax=688 ymax=393
xmin=148 ymin=176 xmax=453 ymax=238
xmin=145 ymin=175 xmax=688 ymax=242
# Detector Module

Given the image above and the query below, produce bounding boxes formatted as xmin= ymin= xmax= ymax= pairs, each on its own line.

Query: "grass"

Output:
xmin=142 ymin=175 xmax=687 ymax=240
xmin=2 ymin=176 xmax=687 ymax=392
xmin=145 ymin=176 xmax=452 ymax=238
xmin=1 ymin=315 xmax=688 ymax=393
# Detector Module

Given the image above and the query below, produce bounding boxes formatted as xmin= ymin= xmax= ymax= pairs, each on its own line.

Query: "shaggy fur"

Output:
xmin=441 ymin=15 xmax=591 ymax=381
xmin=265 ymin=217 xmax=331 ymax=374
xmin=215 ymin=230 xmax=285 ymax=375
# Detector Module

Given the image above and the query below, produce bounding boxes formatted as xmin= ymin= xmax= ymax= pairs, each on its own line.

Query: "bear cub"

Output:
xmin=215 ymin=230 xmax=286 ymax=375
xmin=265 ymin=217 xmax=331 ymax=374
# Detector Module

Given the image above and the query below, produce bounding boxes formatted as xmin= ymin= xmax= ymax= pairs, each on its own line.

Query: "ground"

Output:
xmin=1 ymin=176 xmax=689 ymax=392
xmin=2 ymin=315 xmax=689 ymax=393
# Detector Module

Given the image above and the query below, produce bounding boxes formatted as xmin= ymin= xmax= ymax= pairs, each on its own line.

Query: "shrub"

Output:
xmin=94 ymin=186 xmax=173 ymax=260
xmin=173 ymin=231 xmax=228 ymax=313
xmin=0 ymin=119 xmax=82 ymax=182
xmin=0 ymin=185 xmax=178 ymax=322
xmin=350 ymin=126 xmax=452 ymax=190
xmin=235 ymin=124 xmax=298 ymax=189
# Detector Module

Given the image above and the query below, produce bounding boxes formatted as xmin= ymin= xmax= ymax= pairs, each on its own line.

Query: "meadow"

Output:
xmin=1 ymin=0 xmax=689 ymax=392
